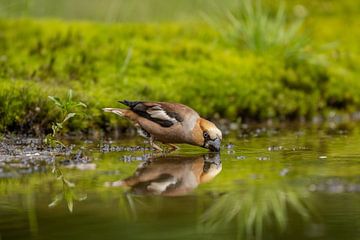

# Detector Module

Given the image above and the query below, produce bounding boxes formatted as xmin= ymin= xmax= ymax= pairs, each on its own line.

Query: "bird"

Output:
xmin=105 ymin=153 xmax=222 ymax=196
xmin=103 ymin=100 xmax=222 ymax=152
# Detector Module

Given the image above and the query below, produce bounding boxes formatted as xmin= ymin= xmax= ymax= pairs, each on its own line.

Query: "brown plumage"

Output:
xmin=106 ymin=154 xmax=222 ymax=196
xmin=103 ymin=100 xmax=222 ymax=152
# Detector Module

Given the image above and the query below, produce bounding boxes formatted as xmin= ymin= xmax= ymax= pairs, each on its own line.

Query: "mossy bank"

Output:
xmin=0 ymin=17 xmax=359 ymax=134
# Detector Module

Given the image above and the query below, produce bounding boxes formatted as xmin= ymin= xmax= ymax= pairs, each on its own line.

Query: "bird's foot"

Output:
xmin=165 ymin=144 xmax=179 ymax=153
xmin=150 ymin=142 xmax=163 ymax=152
xmin=149 ymin=136 xmax=164 ymax=152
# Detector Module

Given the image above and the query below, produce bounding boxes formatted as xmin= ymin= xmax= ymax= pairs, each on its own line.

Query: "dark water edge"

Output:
xmin=1 ymin=124 xmax=360 ymax=240
xmin=3 ymin=110 xmax=360 ymax=138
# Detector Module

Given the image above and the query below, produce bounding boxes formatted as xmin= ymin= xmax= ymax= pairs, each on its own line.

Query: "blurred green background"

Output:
xmin=0 ymin=0 xmax=359 ymax=134
xmin=0 ymin=0 xmax=239 ymax=22
xmin=1 ymin=0 xmax=359 ymax=22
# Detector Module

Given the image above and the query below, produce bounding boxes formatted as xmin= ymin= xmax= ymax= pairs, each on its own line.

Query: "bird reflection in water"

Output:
xmin=107 ymin=153 xmax=221 ymax=196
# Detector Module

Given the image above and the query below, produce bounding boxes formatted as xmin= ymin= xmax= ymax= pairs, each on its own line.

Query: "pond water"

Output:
xmin=0 ymin=125 xmax=359 ymax=240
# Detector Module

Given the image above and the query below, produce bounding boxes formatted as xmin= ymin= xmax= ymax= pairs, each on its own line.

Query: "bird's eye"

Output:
xmin=203 ymin=131 xmax=209 ymax=139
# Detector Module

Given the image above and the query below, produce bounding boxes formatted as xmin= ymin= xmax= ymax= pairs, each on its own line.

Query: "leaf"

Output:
xmin=64 ymin=187 xmax=75 ymax=213
xmin=75 ymin=193 xmax=88 ymax=201
xmin=76 ymin=102 xmax=87 ymax=108
xmin=54 ymin=140 xmax=66 ymax=148
xmin=44 ymin=134 xmax=53 ymax=145
xmin=65 ymin=193 xmax=74 ymax=213
xmin=51 ymin=124 xmax=58 ymax=136
xmin=63 ymin=178 xmax=75 ymax=188
xmin=48 ymin=194 xmax=63 ymax=208
xmin=67 ymin=89 xmax=73 ymax=101
xmin=48 ymin=96 xmax=62 ymax=107
xmin=63 ymin=113 xmax=76 ymax=123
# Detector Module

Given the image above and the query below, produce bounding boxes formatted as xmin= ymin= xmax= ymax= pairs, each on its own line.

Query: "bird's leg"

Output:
xmin=151 ymin=142 xmax=163 ymax=152
xmin=165 ymin=143 xmax=179 ymax=152
xmin=149 ymin=136 xmax=163 ymax=152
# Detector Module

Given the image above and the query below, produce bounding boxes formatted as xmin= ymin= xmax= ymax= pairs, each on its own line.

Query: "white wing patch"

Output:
xmin=146 ymin=106 xmax=178 ymax=123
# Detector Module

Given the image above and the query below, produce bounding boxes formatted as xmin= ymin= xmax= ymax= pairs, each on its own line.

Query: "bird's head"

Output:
xmin=198 ymin=118 xmax=222 ymax=152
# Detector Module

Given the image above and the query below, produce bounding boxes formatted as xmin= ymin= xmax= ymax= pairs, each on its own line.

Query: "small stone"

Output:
xmin=280 ymin=168 xmax=289 ymax=176
xmin=268 ymin=146 xmax=283 ymax=151
xmin=226 ymin=143 xmax=234 ymax=149
xmin=257 ymin=156 xmax=270 ymax=161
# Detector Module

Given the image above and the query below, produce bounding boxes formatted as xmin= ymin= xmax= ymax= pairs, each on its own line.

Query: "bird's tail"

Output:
xmin=103 ymin=108 xmax=127 ymax=117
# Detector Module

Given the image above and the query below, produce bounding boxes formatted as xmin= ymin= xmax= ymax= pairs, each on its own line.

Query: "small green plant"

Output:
xmin=199 ymin=181 xmax=313 ymax=240
xmin=44 ymin=90 xmax=87 ymax=147
xmin=210 ymin=0 xmax=308 ymax=58
xmin=48 ymin=159 xmax=87 ymax=212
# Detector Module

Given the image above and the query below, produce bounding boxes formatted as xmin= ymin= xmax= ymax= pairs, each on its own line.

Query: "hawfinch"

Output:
xmin=106 ymin=154 xmax=222 ymax=196
xmin=103 ymin=100 xmax=222 ymax=152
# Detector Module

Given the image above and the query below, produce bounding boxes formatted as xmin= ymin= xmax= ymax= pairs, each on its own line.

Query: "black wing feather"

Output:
xmin=118 ymin=100 xmax=180 ymax=128
xmin=119 ymin=100 xmax=142 ymax=108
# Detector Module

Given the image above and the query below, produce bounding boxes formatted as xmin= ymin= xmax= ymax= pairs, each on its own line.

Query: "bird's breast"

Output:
xmin=137 ymin=113 xmax=198 ymax=144
xmin=151 ymin=124 xmax=189 ymax=143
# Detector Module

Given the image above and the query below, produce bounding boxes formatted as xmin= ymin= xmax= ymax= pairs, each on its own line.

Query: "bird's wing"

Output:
xmin=119 ymin=100 xmax=185 ymax=127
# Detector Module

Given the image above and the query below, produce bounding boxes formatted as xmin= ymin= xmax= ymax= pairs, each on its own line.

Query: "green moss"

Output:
xmin=0 ymin=80 xmax=57 ymax=132
xmin=0 ymin=18 xmax=359 ymax=133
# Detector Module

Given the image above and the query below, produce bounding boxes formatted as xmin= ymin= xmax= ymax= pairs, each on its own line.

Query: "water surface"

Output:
xmin=0 ymin=126 xmax=359 ymax=240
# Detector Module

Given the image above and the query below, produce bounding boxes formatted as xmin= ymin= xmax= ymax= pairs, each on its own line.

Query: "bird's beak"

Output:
xmin=207 ymin=138 xmax=221 ymax=152
xmin=203 ymin=152 xmax=221 ymax=165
